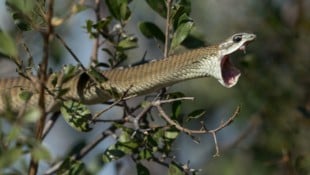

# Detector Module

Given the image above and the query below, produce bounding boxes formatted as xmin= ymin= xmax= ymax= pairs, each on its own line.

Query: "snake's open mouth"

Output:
xmin=220 ymin=55 xmax=241 ymax=88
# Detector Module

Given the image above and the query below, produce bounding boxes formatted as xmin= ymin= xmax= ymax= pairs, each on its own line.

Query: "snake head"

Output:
xmin=217 ymin=33 xmax=256 ymax=87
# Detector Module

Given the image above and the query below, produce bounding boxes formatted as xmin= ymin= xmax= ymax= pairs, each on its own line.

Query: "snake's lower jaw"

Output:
xmin=219 ymin=55 xmax=241 ymax=88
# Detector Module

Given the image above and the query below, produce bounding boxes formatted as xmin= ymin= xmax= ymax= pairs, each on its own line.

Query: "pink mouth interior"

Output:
xmin=221 ymin=55 xmax=241 ymax=87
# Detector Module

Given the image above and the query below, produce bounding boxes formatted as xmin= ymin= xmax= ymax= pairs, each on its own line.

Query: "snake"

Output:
xmin=0 ymin=33 xmax=256 ymax=113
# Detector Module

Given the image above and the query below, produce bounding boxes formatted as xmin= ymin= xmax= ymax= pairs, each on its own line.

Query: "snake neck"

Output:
xmin=100 ymin=46 xmax=220 ymax=97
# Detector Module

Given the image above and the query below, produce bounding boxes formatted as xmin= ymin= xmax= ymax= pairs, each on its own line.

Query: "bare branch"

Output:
xmin=55 ymin=34 xmax=86 ymax=71
xmin=42 ymin=112 xmax=61 ymax=139
xmin=29 ymin=0 xmax=54 ymax=174
xmin=153 ymin=101 xmax=240 ymax=156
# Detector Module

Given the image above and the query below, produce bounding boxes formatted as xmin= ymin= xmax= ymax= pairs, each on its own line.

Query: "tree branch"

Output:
xmin=154 ymin=101 xmax=240 ymax=156
xmin=29 ymin=1 xmax=54 ymax=175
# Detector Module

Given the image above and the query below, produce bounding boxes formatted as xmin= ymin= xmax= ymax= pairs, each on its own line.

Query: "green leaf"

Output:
xmin=6 ymin=0 xmax=45 ymax=31
xmin=19 ymin=90 xmax=33 ymax=102
xmin=105 ymin=0 xmax=120 ymax=19
xmin=23 ymin=107 xmax=41 ymax=123
xmin=0 ymin=30 xmax=18 ymax=58
xmin=94 ymin=16 xmax=112 ymax=31
xmin=139 ymin=22 xmax=165 ymax=43
xmin=172 ymin=100 xmax=182 ymax=119
xmin=137 ymin=163 xmax=150 ymax=175
xmin=117 ymin=36 xmax=138 ymax=50
xmin=60 ymin=100 xmax=93 ymax=132
xmin=87 ymin=66 xmax=108 ymax=83
xmin=171 ymin=14 xmax=194 ymax=50
xmin=120 ymin=1 xmax=131 ymax=21
xmin=168 ymin=162 xmax=185 ymax=175
xmin=6 ymin=0 xmax=35 ymax=13
xmin=5 ymin=125 xmax=21 ymax=143
xmin=138 ymin=149 xmax=152 ymax=160
xmin=0 ymin=147 xmax=23 ymax=169
xmin=102 ymin=149 xmax=125 ymax=163
xmin=62 ymin=64 xmax=79 ymax=83
xmin=85 ymin=20 xmax=93 ymax=33
xmin=145 ymin=0 xmax=167 ymax=18
xmin=165 ymin=92 xmax=185 ymax=120
xmin=57 ymin=157 xmax=85 ymax=175
xmin=106 ymin=0 xmax=131 ymax=21
xmin=186 ymin=109 xmax=206 ymax=122
xmin=164 ymin=130 xmax=179 ymax=140
xmin=179 ymin=0 xmax=191 ymax=14
xmin=31 ymin=144 xmax=52 ymax=161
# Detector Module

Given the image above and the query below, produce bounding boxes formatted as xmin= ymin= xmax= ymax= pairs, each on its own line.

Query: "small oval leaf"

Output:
xmin=145 ymin=0 xmax=167 ymax=18
xmin=0 ymin=30 xmax=18 ymax=58
xmin=139 ymin=22 xmax=165 ymax=43
xmin=171 ymin=17 xmax=194 ymax=50
xmin=60 ymin=101 xmax=93 ymax=132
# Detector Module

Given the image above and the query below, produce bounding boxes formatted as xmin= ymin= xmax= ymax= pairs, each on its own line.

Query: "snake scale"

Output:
xmin=0 ymin=33 xmax=256 ymax=113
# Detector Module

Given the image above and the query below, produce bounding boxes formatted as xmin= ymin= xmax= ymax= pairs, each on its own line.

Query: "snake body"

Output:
xmin=0 ymin=33 xmax=256 ymax=113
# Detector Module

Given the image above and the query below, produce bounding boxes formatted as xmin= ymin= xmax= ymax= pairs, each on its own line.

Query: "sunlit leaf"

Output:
xmin=62 ymin=64 xmax=79 ymax=83
xmin=171 ymin=14 xmax=194 ymax=50
xmin=117 ymin=36 xmax=138 ymax=50
xmin=0 ymin=30 xmax=18 ymax=58
xmin=138 ymin=149 xmax=152 ymax=160
xmin=57 ymin=157 xmax=85 ymax=175
xmin=60 ymin=100 xmax=93 ymax=132
xmin=24 ymin=107 xmax=41 ymax=123
xmin=31 ymin=144 xmax=52 ymax=161
xmin=120 ymin=2 xmax=131 ymax=21
xmin=164 ymin=130 xmax=179 ymax=140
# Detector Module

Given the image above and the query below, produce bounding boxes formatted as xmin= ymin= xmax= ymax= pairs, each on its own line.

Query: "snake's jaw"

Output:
xmin=219 ymin=55 xmax=241 ymax=88
xmin=217 ymin=33 xmax=256 ymax=88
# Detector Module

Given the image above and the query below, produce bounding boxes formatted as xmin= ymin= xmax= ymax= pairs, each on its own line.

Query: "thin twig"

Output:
xmin=133 ymin=104 xmax=153 ymax=130
xmin=154 ymin=102 xmax=240 ymax=156
xmin=153 ymin=97 xmax=194 ymax=105
xmin=44 ymin=125 xmax=117 ymax=175
xmin=42 ymin=112 xmax=61 ymax=139
xmin=55 ymin=34 xmax=87 ymax=71
xmin=29 ymin=1 xmax=54 ymax=175
xmin=91 ymin=0 xmax=101 ymax=66
xmin=92 ymin=98 xmax=123 ymax=121
xmin=164 ymin=0 xmax=172 ymax=57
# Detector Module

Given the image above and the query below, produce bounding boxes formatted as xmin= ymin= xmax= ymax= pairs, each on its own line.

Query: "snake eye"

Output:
xmin=233 ymin=35 xmax=242 ymax=43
